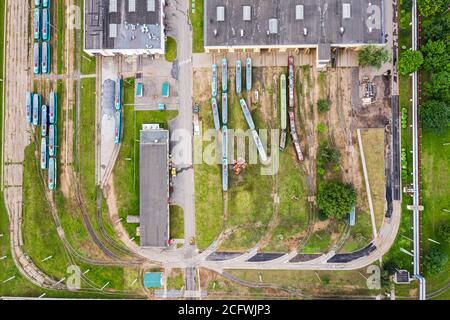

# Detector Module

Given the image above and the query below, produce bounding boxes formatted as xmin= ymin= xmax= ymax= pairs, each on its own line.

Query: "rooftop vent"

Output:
xmin=147 ymin=0 xmax=156 ymax=12
xmin=240 ymin=29 xmax=244 ymax=37
xmin=109 ymin=0 xmax=117 ymax=13
xmin=243 ymin=6 xmax=251 ymax=21
xmin=340 ymin=27 xmax=345 ymax=34
xmin=343 ymin=3 xmax=351 ymax=19
xmin=303 ymin=28 xmax=308 ymax=36
xmin=109 ymin=23 xmax=117 ymax=38
xmin=129 ymin=0 xmax=136 ymax=12
xmin=217 ymin=6 xmax=225 ymax=22
xmin=295 ymin=5 xmax=304 ymax=20
xmin=269 ymin=19 xmax=278 ymax=34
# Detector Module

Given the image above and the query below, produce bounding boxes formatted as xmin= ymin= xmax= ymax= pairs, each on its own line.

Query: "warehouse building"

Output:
xmin=84 ymin=0 xmax=166 ymax=56
xmin=204 ymin=0 xmax=386 ymax=67
xmin=139 ymin=124 xmax=169 ymax=247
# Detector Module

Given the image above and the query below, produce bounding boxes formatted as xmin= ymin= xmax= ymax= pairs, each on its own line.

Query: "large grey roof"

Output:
xmin=205 ymin=0 xmax=385 ymax=48
xmin=85 ymin=0 xmax=163 ymax=51
xmin=139 ymin=129 xmax=169 ymax=247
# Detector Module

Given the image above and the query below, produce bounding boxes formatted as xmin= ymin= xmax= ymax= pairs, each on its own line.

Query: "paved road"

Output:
xmin=165 ymin=0 xmax=196 ymax=258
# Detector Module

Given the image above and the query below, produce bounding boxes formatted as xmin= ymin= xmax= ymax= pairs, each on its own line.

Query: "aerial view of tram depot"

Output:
xmin=0 ymin=0 xmax=449 ymax=302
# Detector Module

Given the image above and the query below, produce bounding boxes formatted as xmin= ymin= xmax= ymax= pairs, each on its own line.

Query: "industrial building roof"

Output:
xmin=204 ymin=0 xmax=385 ymax=48
xmin=85 ymin=0 xmax=164 ymax=52
xmin=139 ymin=127 xmax=169 ymax=247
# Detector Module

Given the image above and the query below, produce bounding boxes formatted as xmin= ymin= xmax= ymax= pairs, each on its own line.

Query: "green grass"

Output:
xmin=421 ymin=129 xmax=450 ymax=294
xmin=113 ymin=78 xmax=177 ymax=242
xmin=22 ymin=143 xmax=70 ymax=279
xmin=165 ymin=36 xmax=177 ymax=62
xmin=56 ymin=0 xmax=65 ymax=74
xmin=190 ymin=0 xmax=204 ymax=53
xmin=167 ymin=269 xmax=184 ymax=290
xmin=80 ymin=52 xmax=96 ymax=75
xmin=79 ymin=78 xmax=97 ymax=213
xmin=170 ymin=205 xmax=184 ymax=239
xmin=228 ymin=269 xmax=380 ymax=297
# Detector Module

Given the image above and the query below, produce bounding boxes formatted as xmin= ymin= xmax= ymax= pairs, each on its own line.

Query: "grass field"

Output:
xmin=228 ymin=269 xmax=380 ymax=297
xmin=190 ymin=0 xmax=204 ymax=53
xmin=421 ymin=129 xmax=450 ymax=295
xmin=79 ymin=78 xmax=97 ymax=213
xmin=56 ymin=0 xmax=65 ymax=74
xmin=170 ymin=205 xmax=184 ymax=239
xmin=165 ymin=36 xmax=177 ymax=62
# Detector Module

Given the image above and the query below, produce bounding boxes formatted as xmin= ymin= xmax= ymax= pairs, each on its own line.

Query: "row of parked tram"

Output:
xmin=33 ymin=1 xmax=51 ymax=74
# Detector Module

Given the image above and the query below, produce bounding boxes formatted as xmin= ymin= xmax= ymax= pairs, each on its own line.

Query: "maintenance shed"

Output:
xmin=204 ymin=0 xmax=386 ymax=67
xmin=139 ymin=124 xmax=170 ymax=247
xmin=84 ymin=0 xmax=166 ymax=56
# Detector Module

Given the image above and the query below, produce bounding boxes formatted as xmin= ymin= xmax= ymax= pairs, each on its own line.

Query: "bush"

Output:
xmin=399 ymin=50 xmax=423 ymax=75
xmin=419 ymin=100 xmax=450 ymax=134
xmin=316 ymin=182 xmax=357 ymax=219
xmin=317 ymin=99 xmax=331 ymax=113
xmin=423 ymin=247 xmax=448 ymax=275
xmin=437 ymin=223 xmax=450 ymax=243
xmin=358 ymin=45 xmax=391 ymax=69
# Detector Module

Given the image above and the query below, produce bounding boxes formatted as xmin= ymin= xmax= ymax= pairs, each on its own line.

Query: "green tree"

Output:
xmin=423 ymin=247 xmax=448 ymax=276
xmin=318 ymin=142 xmax=341 ymax=165
xmin=418 ymin=0 xmax=450 ymax=17
xmin=358 ymin=45 xmax=391 ymax=69
xmin=316 ymin=182 xmax=357 ymax=219
xmin=422 ymin=40 xmax=450 ymax=73
xmin=399 ymin=50 xmax=424 ymax=75
xmin=419 ymin=100 xmax=450 ymax=134
xmin=317 ymin=99 xmax=331 ymax=113
xmin=422 ymin=15 xmax=450 ymax=42
xmin=423 ymin=72 xmax=450 ymax=103
xmin=437 ymin=223 xmax=450 ymax=243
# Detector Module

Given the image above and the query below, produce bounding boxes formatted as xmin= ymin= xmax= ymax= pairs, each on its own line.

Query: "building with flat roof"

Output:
xmin=139 ymin=124 xmax=169 ymax=247
xmin=204 ymin=0 xmax=386 ymax=67
xmin=84 ymin=0 xmax=166 ymax=56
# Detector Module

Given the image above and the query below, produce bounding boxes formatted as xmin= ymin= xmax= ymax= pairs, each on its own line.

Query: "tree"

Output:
xmin=423 ymin=247 xmax=448 ymax=276
xmin=316 ymin=182 xmax=357 ymax=219
xmin=358 ymin=45 xmax=391 ymax=69
xmin=418 ymin=0 xmax=450 ymax=17
xmin=422 ymin=15 xmax=450 ymax=42
xmin=419 ymin=100 xmax=450 ymax=134
xmin=437 ymin=223 xmax=450 ymax=243
xmin=317 ymin=99 xmax=331 ymax=113
xmin=422 ymin=40 xmax=450 ymax=73
xmin=399 ymin=50 xmax=424 ymax=75
xmin=423 ymin=72 xmax=450 ymax=104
